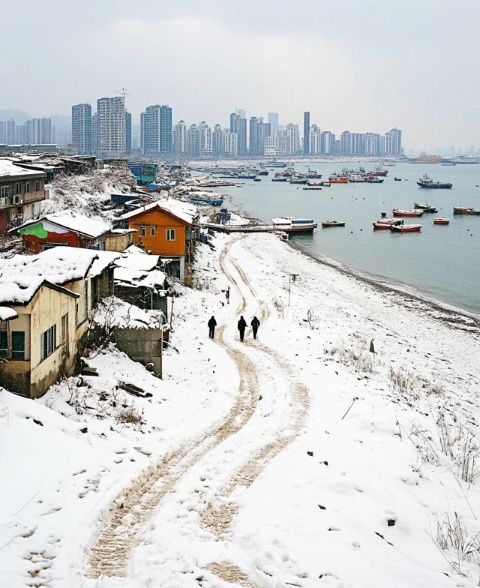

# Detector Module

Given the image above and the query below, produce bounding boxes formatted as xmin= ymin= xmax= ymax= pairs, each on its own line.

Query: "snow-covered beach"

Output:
xmin=1 ymin=231 xmax=480 ymax=587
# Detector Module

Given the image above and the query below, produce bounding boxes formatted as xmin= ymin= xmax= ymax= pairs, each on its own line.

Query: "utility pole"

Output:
xmin=288 ymin=273 xmax=299 ymax=307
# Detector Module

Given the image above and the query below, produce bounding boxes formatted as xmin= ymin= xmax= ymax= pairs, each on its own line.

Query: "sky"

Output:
xmin=1 ymin=0 xmax=479 ymax=151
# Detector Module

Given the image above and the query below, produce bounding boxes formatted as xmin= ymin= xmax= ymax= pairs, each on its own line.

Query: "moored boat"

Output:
xmin=394 ymin=177 xmax=401 ymax=181
xmin=391 ymin=223 xmax=422 ymax=233
xmin=322 ymin=220 xmax=346 ymax=228
xmin=303 ymin=186 xmax=322 ymax=190
xmin=393 ymin=209 xmax=424 ymax=217
xmin=453 ymin=207 xmax=480 ymax=215
xmin=417 ymin=174 xmax=453 ymax=189
xmin=434 ymin=217 xmax=450 ymax=225
xmin=272 ymin=217 xmax=317 ymax=233
xmin=414 ymin=203 xmax=438 ymax=213
xmin=329 ymin=174 xmax=349 ymax=184
xmin=373 ymin=219 xmax=403 ymax=230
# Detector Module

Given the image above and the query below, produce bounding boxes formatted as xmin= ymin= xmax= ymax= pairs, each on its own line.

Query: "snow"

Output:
xmin=120 ymin=198 xmax=198 ymax=225
xmin=112 ymin=249 xmax=167 ymax=290
xmin=0 ymin=306 xmax=18 ymax=320
xmin=1 ymin=231 xmax=480 ymax=587
xmin=0 ymin=158 xmax=43 ymax=177
xmin=0 ymin=247 xmax=118 ymax=304
xmin=17 ymin=210 xmax=111 ymax=238
xmin=93 ymin=296 xmax=165 ymax=329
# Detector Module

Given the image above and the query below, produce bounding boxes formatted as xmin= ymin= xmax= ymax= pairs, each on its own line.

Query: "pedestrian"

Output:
xmin=251 ymin=316 xmax=260 ymax=340
xmin=237 ymin=315 xmax=247 ymax=342
xmin=208 ymin=315 xmax=217 ymax=339
xmin=225 ymin=285 xmax=230 ymax=305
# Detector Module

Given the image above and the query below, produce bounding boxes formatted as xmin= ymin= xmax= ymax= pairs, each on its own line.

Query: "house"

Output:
xmin=0 ymin=247 xmax=119 ymax=398
xmin=12 ymin=210 xmax=135 ymax=254
xmin=113 ymin=246 xmax=170 ymax=316
xmin=119 ymin=199 xmax=198 ymax=285
xmin=0 ymin=159 xmax=48 ymax=233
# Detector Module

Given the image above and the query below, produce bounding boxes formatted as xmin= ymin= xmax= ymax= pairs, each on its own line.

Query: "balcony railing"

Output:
xmin=0 ymin=190 xmax=48 ymax=209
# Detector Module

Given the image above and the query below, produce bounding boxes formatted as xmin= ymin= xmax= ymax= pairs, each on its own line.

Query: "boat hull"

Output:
xmin=322 ymin=222 xmax=345 ymax=228
xmin=393 ymin=209 xmax=424 ymax=217
xmin=391 ymin=224 xmax=422 ymax=233
xmin=434 ymin=218 xmax=450 ymax=225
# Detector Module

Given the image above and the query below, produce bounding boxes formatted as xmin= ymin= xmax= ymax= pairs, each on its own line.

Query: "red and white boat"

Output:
xmin=433 ymin=217 xmax=450 ymax=225
xmin=393 ymin=209 xmax=424 ymax=217
xmin=391 ymin=223 xmax=422 ymax=233
xmin=373 ymin=219 xmax=403 ymax=230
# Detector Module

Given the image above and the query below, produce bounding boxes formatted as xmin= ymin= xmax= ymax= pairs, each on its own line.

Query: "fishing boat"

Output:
xmin=189 ymin=196 xmax=224 ymax=207
xmin=265 ymin=160 xmax=287 ymax=168
xmin=391 ymin=224 xmax=422 ymax=233
xmin=453 ymin=207 xmax=480 ymax=215
xmin=289 ymin=176 xmax=308 ymax=184
xmin=329 ymin=174 xmax=349 ymax=184
xmin=365 ymin=176 xmax=384 ymax=184
xmin=393 ymin=209 xmax=424 ymax=217
xmin=371 ymin=165 xmax=388 ymax=177
xmin=305 ymin=168 xmax=322 ymax=179
xmin=373 ymin=219 xmax=404 ymax=230
xmin=417 ymin=174 xmax=453 ymax=189
xmin=434 ymin=218 xmax=450 ymax=225
xmin=272 ymin=173 xmax=288 ymax=182
xmin=414 ymin=203 xmax=438 ymax=213
xmin=394 ymin=177 xmax=402 ymax=181
xmin=322 ymin=220 xmax=346 ymax=228
xmin=303 ymin=186 xmax=322 ymax=190
xmin=272 ymin=217 xmax=317 ymax=232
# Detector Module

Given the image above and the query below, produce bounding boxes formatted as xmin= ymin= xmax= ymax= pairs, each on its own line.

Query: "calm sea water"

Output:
xmin=220 ymin=162 xmax=480 ymax=314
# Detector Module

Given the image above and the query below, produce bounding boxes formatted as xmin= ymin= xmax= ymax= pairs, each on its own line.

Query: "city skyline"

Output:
xmin=1 ymin=0 xmax=479 ymax=152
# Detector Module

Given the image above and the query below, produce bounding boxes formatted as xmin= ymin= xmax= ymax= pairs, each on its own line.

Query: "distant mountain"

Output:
xmin=0 ymin=109 xmax=31 ymax=123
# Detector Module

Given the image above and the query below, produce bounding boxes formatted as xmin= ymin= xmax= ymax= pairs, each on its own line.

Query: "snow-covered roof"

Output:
xmin=113 ymin=250 xmax=166 ymax=289
xmin=0 ymin=247 xmax=118 ymax=304
xmin=0 ymin=159 xmax=44 ymax=177
xmin=120 ymin=198 xmax=197 ymax=225
xmin=0 ymin=306 xmax=18 ymax=320
xmin=15 ymin=210 xmax=111 ymax=239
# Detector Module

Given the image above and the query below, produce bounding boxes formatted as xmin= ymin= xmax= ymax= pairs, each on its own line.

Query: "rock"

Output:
xmin=387 ymin=518 xmax=396 ymax=527
xmin=80 ymin=427 xmax=88 ymax=434
xmin=307 ymin=451 xmax=314 ymax=457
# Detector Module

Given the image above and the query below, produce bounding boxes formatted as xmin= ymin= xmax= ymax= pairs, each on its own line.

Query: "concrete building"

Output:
xmin=321 ymin=131 xmax=336 ymax=155
xmin=229 ymin=112 xmax=247 ymax=156
xmin=385 ymin=128 xmax=402 ymax=156
xmin=303 ymin=111 xmax=310 ymax=155
xmin=173 ymin=120 xmax=187 ymax=155
xmin=96 ymin=96 xmax=126 ymax=159
xmin=267 ymin=112 xmax=279 ymax=135
xmin=125 ymin=112 xmax=132 ymax=155
xmin=0 ymin=247 xmax=117 ymax=397
xmin=186 ymin=124 xmax=201 ymax=158
xmin=199 ymin=121 xmax=212 ymax=157
xmin=212 ymin=124 xmax=224 ymax=157
xmin=223 ymin=129 xmax=238 ymax=157
xmin=309 ymin=124 xmax=321 ymax=155
xmin=0 ymin=160 xmax=48 ymax=233
xmin=72 ymin=103 xmax=92 ymax=155
xmin=141 ymin=105 xmax=173 ymax=155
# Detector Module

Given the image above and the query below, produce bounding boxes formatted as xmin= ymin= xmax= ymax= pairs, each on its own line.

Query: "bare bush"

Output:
xmin=436 ymin=512 xmax=480 ymax=571
xmin=116 ymin=406 xmax=143 ymax=425
xmin=388 ymin=366 xmax=418 ymax=400
xmin=409 ymin=422 xmax=439 ymax=471
xmin=436 ymin=412 xmax=480 ymax=483
xmin=327 ymin=344 xmax=374 ymax=374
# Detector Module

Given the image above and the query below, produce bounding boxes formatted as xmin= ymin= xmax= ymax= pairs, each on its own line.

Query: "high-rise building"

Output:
xmin=91 ymin=113 xmax=99 ymax=155
xmin=212 ymin=124 xmax=224 ymax=157
xmin=309 ymin=124 xmax=321 ymax=155
xmin=223 ymin=129 xmax=238 ymax=157
xmin=268 ymin=112 xmax=279 ymax=135
xmin=186 ymin=124 xmax=201 ymax=157
xmin=303 ymin=112 xmax=310 ymax=155
xmin=96 ymin=96 xmax=126 ymax=159
xmin=249 ymin=117 xmax=270 ymax=156
xmin=22 ymin=118 xmax=53 ymax=144
xmin=125 ymin=112 xmax=132 ymax=154
xmin=199 ymin=121 xmax=212 ymax=157
xmin=230 ymin=111 xmax=247 ymax=156
xmin=72 ymin=103 xmax=92 ymax=155
xmin=385 ymin=128 xmax=402 ymax=156
xmin=173 ymin=120 xmax=187 ymax=155
xmin=140 ymin=112 xmax=147 ymax=153
xmin=141 ymin=104 xmax=173 ymax=155
xmin=321 ymin=131 xmax=336 ymax=155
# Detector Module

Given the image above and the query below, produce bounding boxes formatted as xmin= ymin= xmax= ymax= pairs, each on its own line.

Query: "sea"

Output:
xmin=219 ymin=162 xmax=480 ymax=315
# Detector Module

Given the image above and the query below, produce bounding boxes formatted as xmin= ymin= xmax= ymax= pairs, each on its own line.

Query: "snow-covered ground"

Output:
xmin=1 ymin=232 xmax=480 ymax=587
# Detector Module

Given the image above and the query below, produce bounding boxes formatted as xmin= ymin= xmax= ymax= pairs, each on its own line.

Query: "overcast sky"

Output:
xmin=1 ymin=0 xmax=479 ymax=150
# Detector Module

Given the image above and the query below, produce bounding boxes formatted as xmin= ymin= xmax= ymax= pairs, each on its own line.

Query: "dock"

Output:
xmin=198 ymin=222 xmax=317 ymax=234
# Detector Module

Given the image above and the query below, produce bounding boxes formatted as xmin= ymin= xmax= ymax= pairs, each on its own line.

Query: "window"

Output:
xmin=15 ymin=182 xmax=21 ymax=195
xmin=35 ymin=180 xmax=40 ymax=192
xmin=40 ymin=325 xmax=56 ymax=361
xmin=0 ymin=186 xmax=9 ymax=198
xmin=11 ymin=331 xmax=25 ymax=360
xmin=166 ymin=228 xmax=176 ymax=241
xmin=25 ymin=182 xmax=30 ymax=193
xmin=0 ymin=322 xmax=7 ymax=359
xmin=140 ymin=226 xmax=146 ymax=237
xmin=150 ymin=226 xmax=155 ymax=237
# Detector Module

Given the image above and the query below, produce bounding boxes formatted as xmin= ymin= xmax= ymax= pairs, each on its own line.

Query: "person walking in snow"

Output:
xmin=237 ymin=315 xmax=247 ymax=342
xmin=208 ymin=316 xmax=217 ymax=339
xmin=225 ymin=286 xmax=230 ymax=305
xmin=251 ymin=316 xmax=260 ymax=340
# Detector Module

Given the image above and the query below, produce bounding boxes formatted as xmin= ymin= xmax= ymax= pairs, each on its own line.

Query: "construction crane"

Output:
xmin=115 ymin=87 xmax=132 ymax=106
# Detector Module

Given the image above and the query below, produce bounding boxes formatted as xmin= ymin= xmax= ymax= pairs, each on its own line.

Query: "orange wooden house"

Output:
xmin=120 ymin=201 xmax=197 ymax=284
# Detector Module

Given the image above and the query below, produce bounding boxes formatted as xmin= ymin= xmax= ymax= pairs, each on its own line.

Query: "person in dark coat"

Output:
xmin=237 ymin=316 xmax=247 ymax=342
xmin=225 ymin=286 xmax=230 ymax=304
xmin=208 ymin=316 xmax=217 ymax=339
xmin=251 ymin=316 xmax=260 ymax=339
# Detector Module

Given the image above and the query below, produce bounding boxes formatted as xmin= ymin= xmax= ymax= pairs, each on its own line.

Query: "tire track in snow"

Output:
xmin=204 ymin=239 xmax=310 ymax=585
xmin=87 ymin=237 xmax=259 ymax=580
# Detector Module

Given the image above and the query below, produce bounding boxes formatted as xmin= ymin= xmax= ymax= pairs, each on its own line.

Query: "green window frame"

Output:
xmin=40 ymin=325 xmax=56 ymax=361
xmin=0 ymin=325 xmax=7 ymax=359
xmin=11 ymin=331 xmax=25 ymax=360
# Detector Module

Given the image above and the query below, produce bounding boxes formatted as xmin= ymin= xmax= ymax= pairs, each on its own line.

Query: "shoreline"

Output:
xmin=287 ymin=238 xmax=480 ymax=333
